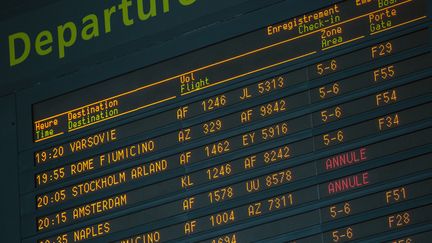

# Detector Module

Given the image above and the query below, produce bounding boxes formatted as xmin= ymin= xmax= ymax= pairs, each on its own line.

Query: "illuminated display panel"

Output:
xmin=18 ymin=0 xmax=431 ymax=242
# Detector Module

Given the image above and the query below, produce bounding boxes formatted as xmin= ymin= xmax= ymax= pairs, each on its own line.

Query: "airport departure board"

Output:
xmin=12 ymin=0 xmax=432 ymax=242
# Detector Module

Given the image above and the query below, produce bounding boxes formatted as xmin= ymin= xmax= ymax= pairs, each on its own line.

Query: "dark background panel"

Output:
xmin=0 ymin=95 xmax=20 ymax=242
xmin=0 ymin=0 xmax=431 ymax=243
